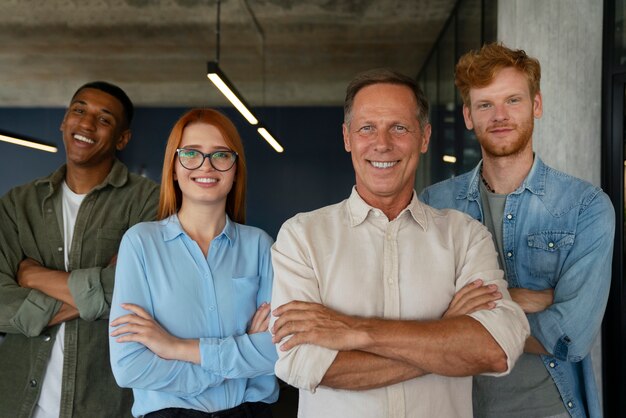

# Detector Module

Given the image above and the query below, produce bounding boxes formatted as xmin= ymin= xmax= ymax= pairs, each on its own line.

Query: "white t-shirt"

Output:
xmin=33 ymin=182 xmax=85 ymax=418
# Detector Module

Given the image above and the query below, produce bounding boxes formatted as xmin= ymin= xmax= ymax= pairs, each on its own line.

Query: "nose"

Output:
xmin=492 ymin=104 xmax=509 ymax=122
xmin=373 ymin=130 xmax=393 ymax=152
xmin=78 ymin=113 xmax=97 ymax=131
xmin=199 ymin=155 xmax=215 ymax=171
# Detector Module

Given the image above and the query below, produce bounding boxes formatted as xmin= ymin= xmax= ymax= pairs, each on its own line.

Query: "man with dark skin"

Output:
xmin=0 ymin=81 xmax=158 ymax=418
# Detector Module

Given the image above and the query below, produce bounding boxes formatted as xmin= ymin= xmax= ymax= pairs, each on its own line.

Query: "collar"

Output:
xmin=34 ymin=158 xmax=129 ymax=197
xmin=460 ymin=155 xmax=547 ymax=200
xmin=346 ymin=186 xmax=427 ymax=230
xmin=161 ymin=213 xmax=236 ymax=246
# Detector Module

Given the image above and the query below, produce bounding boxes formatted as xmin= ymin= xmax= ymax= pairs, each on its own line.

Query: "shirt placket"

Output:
xmin=383 ymin=217 xmax=405 ymax=418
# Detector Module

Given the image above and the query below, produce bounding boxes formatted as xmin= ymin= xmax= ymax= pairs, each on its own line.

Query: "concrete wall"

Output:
xmin=498 ymin=0 xmax=604 ymax=186
xmin=498 ymin=0 xmax=605 ymax=402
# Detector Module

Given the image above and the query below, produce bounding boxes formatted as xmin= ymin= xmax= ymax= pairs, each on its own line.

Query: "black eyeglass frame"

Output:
xmin=175 ymin=148 xmax=238 ymax=172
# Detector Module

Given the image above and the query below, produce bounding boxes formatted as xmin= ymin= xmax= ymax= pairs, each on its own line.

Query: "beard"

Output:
xmin=475 ymin=116 xmax=534 ymax=159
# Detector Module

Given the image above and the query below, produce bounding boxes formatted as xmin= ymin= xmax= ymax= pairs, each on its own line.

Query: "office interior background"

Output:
xmin=0 ymin=0 xmax=624 ymax=416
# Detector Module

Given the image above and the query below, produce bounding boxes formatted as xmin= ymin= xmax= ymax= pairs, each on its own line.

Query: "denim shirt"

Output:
xmin=420 ymin=157 xmax=615 ymax=418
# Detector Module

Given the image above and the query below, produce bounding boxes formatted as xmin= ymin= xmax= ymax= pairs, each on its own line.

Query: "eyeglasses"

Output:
xmin=176 ymin=148 xmax=238 ymax=171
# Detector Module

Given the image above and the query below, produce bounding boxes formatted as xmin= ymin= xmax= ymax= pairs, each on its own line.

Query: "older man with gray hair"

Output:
xmin=270 ymin=68 xmax=530 ymax=418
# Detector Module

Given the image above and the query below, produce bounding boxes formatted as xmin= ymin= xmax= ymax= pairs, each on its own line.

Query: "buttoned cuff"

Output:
xmin=10 ymin=289 xmax=60 ymax=337
xmin=527 ymin=311 xmax=573 ymax=361
xmin=68 ymin=267 xmax=108 ymax=321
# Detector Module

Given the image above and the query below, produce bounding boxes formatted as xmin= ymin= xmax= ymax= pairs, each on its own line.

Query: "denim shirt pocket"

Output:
xmin=526 ymin=231 xmax=575 ymax=285
xmin=231 ymin=275 xmax=261 ymax=332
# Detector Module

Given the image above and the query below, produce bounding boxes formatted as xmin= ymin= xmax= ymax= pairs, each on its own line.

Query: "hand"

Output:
xmin=17 ymin=258 xmax=43 ymax=288
xmin=110 ymin=303 xmax=199 ymax=363
xmin=248 ymin=303 xmax=271 ymax=334
xmin=271 ymin=301 xmax=365 ymax=352
xmin=509 ymin=288 xmax=554 ymax=313
xmin=443 ymin=279 xmax=502 ymax=318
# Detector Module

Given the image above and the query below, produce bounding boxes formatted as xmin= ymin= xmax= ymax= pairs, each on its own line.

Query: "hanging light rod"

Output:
xmin=207 ymin=61 xmax=258 ymax=125
xmin=206 ymin=0 xmax=284 ymax=153
xmin=206 ymin=62 xmax=284 ymax=153
xmin=0 ymin=131 xmax=57 ymax=153
xmin=257 ymin=125 xmax=283 ymax=153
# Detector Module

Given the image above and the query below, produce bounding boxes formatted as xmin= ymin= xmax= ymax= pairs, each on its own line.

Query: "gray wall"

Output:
xmin=498 ymin=0 xmax=604 ymax=186
xmin=498 ymin=0 xmax=605 ymax=400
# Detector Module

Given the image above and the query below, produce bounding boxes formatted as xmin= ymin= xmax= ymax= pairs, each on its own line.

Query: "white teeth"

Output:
xmin=194 ymin=177 xmax=217 ymax=183
xmin=370 ymin=161 xmax=398 ymax=169
xmin=74 ymin=134 xmax=94 ymax=144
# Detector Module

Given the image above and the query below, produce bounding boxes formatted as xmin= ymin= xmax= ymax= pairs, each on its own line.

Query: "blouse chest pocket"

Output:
xmin=525 ymin=231 xmax=575 ymax=284
xmin=231 ymin=275 xmax=260 ymax=332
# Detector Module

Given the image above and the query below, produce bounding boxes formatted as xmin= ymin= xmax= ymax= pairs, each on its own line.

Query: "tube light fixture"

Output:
xmin=207 ymin=61 xmax=258 ymax=125
xmin=257 ymin=126 xmax=284 ymax=153
xmin=442 ymin=155 xmax=457 ymax=164
xmin=207 ymin=61 xmax=285 ymax=153
xmin=0 ymin=132 xmax=57 ymax=153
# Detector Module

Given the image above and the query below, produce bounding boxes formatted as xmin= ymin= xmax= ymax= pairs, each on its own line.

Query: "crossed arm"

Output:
xmin=272 ymin=280 xmax=509 ymax=390
xmin=17 ymin=258 xmax=78 ymax=325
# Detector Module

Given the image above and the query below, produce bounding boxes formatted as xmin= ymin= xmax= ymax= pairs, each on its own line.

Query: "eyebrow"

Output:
xmin=70 ymin=99 xmax=115 ymax=117
xmin=180 ymin=144 xmax=232 ymax=151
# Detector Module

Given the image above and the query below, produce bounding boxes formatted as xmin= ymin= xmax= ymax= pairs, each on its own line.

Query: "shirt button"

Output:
xmin=506 ymin=214 xmax=513 ymax=220
xmin=548 ymin=242 xmax=555 ymax=248
xmin=30 ymin=379 xmax=37 ymax=387
xmin=549 ymin=361 xmax=556 ymax=368
xmin=209 ymin=306 xmax=215 ymax=311
xmin=57 ymin=247 xmax=63 ymax=252
xmin=567 ymin=401 xmax=573 ymax=408
xmin=47 ymin=208 xmax=53 ymax=213
xmin=506 ymin=251 xmax=513 ymax=258
xmin=43 ymin=334 xmax=51 ymax=342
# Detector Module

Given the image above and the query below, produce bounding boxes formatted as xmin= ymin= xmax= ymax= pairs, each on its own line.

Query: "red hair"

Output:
xmin=455 ymin=42 xmax=541 ymax=106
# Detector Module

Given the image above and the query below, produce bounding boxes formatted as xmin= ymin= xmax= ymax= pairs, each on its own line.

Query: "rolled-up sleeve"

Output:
xmin=270 ymin=218 xmax=338 ymax=392
xmin=455 ymin=216 xmax=530 ymax=375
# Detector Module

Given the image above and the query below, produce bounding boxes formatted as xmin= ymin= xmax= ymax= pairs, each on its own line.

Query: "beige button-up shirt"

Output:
xmin=271 ymin=188 xmax=529 ymax=418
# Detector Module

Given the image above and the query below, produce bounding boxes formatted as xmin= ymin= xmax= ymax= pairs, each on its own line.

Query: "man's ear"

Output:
xmin=420 ymin=123 xmax=432 ymax=154
xmin=462 ymin=104 xmax=474 ymax=130
xmin=343 ymin=123 xmax=351 ymax=152
xmin=533 ymin=91 xmax=543 ymax=119
xmin=116 ymin=130 xmax=131 ymax=151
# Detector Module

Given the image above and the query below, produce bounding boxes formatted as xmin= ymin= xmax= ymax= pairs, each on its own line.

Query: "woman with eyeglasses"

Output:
xmin=109 ymin=109 xmax=278 ymax=418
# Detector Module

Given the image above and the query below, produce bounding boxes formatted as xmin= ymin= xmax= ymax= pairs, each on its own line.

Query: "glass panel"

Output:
xmin=415 ymin=0 xmax=496 ymax=187
xmin=437 ymin=17 xmax=457 ymax=182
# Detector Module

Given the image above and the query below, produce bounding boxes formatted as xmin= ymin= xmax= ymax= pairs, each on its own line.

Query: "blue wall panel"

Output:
xmin=0 ymin=106 xmax=352 ymax=238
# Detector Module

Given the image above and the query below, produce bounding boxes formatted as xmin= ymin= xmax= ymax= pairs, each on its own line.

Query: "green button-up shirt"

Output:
xmin=0 ymin=159 xmax=158 ymax=418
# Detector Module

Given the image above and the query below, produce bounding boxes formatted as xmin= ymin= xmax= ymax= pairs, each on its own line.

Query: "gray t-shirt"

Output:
xmin=473 ymin=182 xmax=568 ymax=418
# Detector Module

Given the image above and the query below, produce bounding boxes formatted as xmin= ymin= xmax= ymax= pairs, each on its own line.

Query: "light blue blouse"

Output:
xmin=109 ymin=214 xmax=278 ymax=417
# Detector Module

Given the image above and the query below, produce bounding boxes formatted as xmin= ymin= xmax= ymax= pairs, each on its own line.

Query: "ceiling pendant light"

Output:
xmin=206 ymin=0 xmax=284 ymax=153
xmin=0 ymin=130 xmax=57 ymax=153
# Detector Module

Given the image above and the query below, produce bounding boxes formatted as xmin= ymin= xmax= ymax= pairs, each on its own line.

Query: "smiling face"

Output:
xmin=343 ymin=83 xmax=430 ymax=213
xmin=60 ymin=88 xmax=130 ymax=172
xmin=463 ymin=67 xmax=542 ymax=159
xmin=174 ymin=122 xmax=236 ymax=212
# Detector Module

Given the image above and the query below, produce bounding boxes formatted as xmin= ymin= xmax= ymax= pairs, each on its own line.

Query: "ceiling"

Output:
xmin=0 ymin=0 xmax=456 ymax=107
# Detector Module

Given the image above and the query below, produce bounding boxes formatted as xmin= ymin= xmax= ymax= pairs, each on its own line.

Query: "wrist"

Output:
xmin=177 ymin=338 xmax=201 ymax=364
xmin=352 ymin=317 xmax=376 ymax=350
